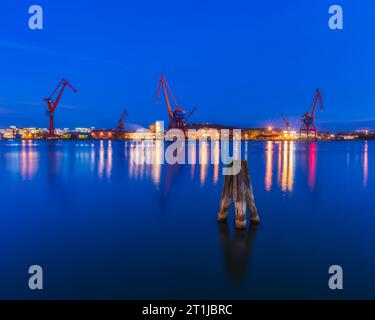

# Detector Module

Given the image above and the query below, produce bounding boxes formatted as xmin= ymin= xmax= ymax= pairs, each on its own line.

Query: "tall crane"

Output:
xmin=281 ymin=113 xmax=291 ymax=131
xmin=116 ymin=109 xmax=128 ymax=131
xmin=44 ymin=79 xmax=77 ymax=137
xmin=113 ymin=109 xmax=128 ymax=139
xmin=300 ymin=88 xmax=324 ymax=138
xmin=156 ymin=74 xmax=196 ymax=130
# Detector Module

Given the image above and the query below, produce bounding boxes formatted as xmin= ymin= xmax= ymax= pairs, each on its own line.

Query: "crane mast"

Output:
xmin=156 ymin=74 xmax=195 ymax=130
xmin=156 ymin=75 xmax=181 ymax=120
xmin=311 ymin=89 xmax=324 ymax=120
xmin=281 ymin=113 xmax=290 ymax=131
xmin=300 ymin=88 xmax=324 ymax=139
xmin=116 ymin=109 xmax=128 ymax=131
xmin=44 ymin=79 xmax=77 ymax=137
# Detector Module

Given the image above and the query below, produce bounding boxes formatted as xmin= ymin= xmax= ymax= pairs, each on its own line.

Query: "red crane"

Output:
xmin=300 ymin=88 xmax=324 ymax=138
xmin=116 ymin=109 xmax=128 ymax=131
xmin=281 ymin=113 xmax=291 ymax=131
xmin=44 ymin=79 xmax=77 ymax=137
xmin=156 ymin=74 xmax=196 ymax=130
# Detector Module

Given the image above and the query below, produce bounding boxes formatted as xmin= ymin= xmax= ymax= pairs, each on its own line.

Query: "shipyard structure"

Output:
xmin=0 ymin=76 xmax=374 ymax=141
xmin=0 ymin=125 xmax=373 ymax=141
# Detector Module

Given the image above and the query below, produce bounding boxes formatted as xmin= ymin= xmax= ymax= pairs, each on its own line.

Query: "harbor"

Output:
xmin=0 ymin=77 xmax=374 ymax=141
xmin=1 ymin=124 xmax=373 ymax=141
xmin=1 ymin=0 xmax=375 ymax=305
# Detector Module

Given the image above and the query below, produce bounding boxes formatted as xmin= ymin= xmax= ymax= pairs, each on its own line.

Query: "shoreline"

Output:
xmin=0 ymin=138 xmax=373 ymax=142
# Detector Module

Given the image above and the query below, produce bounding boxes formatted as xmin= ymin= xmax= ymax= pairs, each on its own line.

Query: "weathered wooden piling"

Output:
xmin=218 ymin=160 xmax=260 ymax=229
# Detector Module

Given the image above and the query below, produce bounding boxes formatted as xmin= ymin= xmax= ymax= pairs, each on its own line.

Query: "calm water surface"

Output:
xmin=0 ymin=140 xmax=373 ymax=299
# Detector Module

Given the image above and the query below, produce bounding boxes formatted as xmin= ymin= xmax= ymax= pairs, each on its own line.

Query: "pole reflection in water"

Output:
xmin=129 ymin=142 xmax=142 ymax=180
xmin=106 ymin=140 xmax=112 ymax=179
xmin=98 ymin=140 xmax=105 ymax=178
xmin=129 ymin=143 xmax=135 ymax=179
xmin=128 ymin=141 xmax=163 ymax=188
xmin=218 ymin=222 xmax=258 ymax=287
xmin=281 ymin=142 xmax=288 ymax=191
xmin=265 ymin=141 xmax=273 ymax=191
xmin=307 ymin=142 xmax=317 ymax=191
xmin=271 ymin=141 xmax=295 ymax=192
xmin=277 ymin=142 xmax=282 ymax=186
xmin=199 ymin=141 xmax=208 ymax=186
xmin=280 ymin=142 xmax=294 ymax=192
xmin=188 ymin=140 xmax=196 ymax=180
xmin=90 ymin=143 xmax=95 ymax=173
xmin=213 ymin=141 xmax=220 ymax=185
xmin=97 ymin=140 xmax=113 ymax=179
xmin=21 ymin=140 xmax=39 ymax=180
xmin=364 ymin=141 xmax=368 ymax=188
xmin=288 ymin=142 xmax=295 ymax=192
xmin=152 ymin=141 xmax=163 ymax=188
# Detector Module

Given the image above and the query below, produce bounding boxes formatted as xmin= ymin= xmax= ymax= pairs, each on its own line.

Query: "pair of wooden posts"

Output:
xmin=217 ymin=161 xmax=260 ymax=229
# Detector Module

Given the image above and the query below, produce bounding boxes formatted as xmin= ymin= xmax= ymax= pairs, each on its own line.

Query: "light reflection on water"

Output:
xmin=1 ymin=140 xmax=371 ymax=192
xmin=107 ymin=140 xmax=113 ymax=179
xmin=98 ymin=140 xmax=105 ymax=178
xmin=213 ymin=141 xmax=220 ymax=185
xmin=21 ymin=140 xmax=39 ymax=181
xmin=265 ymin=141 xmax=295 ymax=192
xmin=307 ymin=142 xmax=317 ymax=191
xmin=199 ymin=141 xmax=208 ymax=186
xmin=364 ymin=141 xmax=368 ymax=187
xmin=0 ymin=140 xmax=374 ymax=299
xmin=265 ymin=141 xmax=273 ymax=191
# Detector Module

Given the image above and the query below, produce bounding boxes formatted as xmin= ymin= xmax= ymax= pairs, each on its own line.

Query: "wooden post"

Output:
xmin=217 ymin=160 xmax=260 ymax=229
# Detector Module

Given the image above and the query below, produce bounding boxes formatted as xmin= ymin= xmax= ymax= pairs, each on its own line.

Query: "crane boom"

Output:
xmin=156 ymin=75 xmax=174 ymax=120
xmin=44 ymin=79 xmax=77 ymax=137
xmin=117 ymin=109 xmax=128 ymax=131
xmin=311 ymin=88 xmax=323 ymax=119
xmin=300 ymin=88 xmax=324 ymax=139
xmin=281 ymin=113 xmax=290 ymax=130
xmin=52 ymin=80 xmax=77 ymax=112
xmin=164 ymin=77 xmax=185 ymax=113
xmin=156 ymin=74 xmax=195 ymax=131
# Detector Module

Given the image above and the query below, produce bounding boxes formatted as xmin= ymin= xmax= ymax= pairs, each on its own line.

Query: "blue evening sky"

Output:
xmin=0 ymin=0 xmax=374 ymax=130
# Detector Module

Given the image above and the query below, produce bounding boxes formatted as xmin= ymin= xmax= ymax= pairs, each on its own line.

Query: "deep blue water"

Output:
xmin=0 ymin=140 xmax=373 ymax=299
